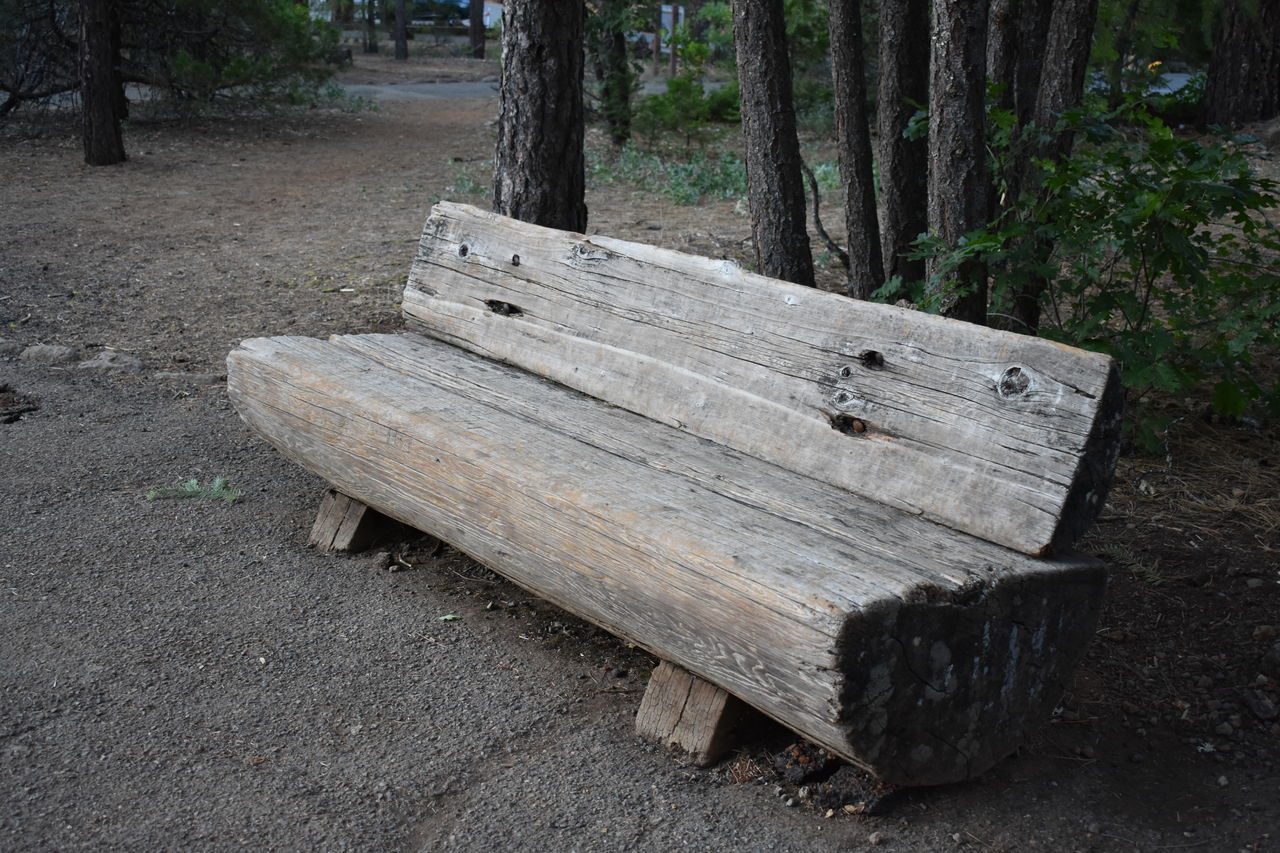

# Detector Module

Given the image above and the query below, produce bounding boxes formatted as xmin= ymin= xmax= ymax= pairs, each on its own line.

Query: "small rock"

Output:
xmin=1130 ymin=752 xmax=1145 ymax=764
xmin=79 ymin=351 xmax=142 ymax=372
xmin=1215 ymin=722 xmax=1233 ymax=737
xmin=868 ymin=830 xmax=886 ymax=846
xmin=1254 ymin=626 xmax=1277 ymax=642
xmin=1121 ymin=700 xmax=1141 ymax=715
xmin=1242 ymin=691 xmax=1278 ymax=721
xmin=0 ymin=339 xmax=23 ymax=358
xmin=1246 ymin=578 xmax=1265 ymax=589
xmin=784 ymin=797 xmax=797 ymax=808
xmin=1260 ymin=643 xmax=1280 ymax=680
xmin=1217 ymin=775 xmax=1228 ymax=787
xmin=1086 ymin=822 xmax=1101 ymax=835
xmin=20 ymin=344 xmax=77 ymax=364
xmin=1196 ymin=675 xmax=1214 ymax=688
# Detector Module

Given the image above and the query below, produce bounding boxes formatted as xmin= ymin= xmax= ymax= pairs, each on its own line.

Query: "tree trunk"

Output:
xmin=927 ymin=0 xmax=989 ymax=323
xmin=1104 ymin=0 xmax=1143 ymax=109
xmin=80 ymin=0 xmax=125 ymax=166
xmin=469 ymin=0 xmax=485 ymax=59
xmin=364 ymin=0 xmax=379 ymax=53
xmin=733 ymin=0 xmax=815 ymax=286
xmin=828 ymin=0 xmax=883 ymax=299
xmin=492 ymin=0 xmax=587 ymax=232
xmin=669 ymin=4 xmax=680 ymax=77
xmin=394 ymin=0 xmax=408 ymax=60
xmin=600 ymin=0 xmax=635 ymax=146
xmin=876 ymin=0 xmax=929 ymax=289
xmin=652 ymin=4 xmax=663 ymax=77
xmin=1203 ymin=0 xmax=1280 ymax=126
xmin=1004 ymin=0 xmax=1099 ymax=333
xmin=1012 ymin=0 xmax=1053 ymax=123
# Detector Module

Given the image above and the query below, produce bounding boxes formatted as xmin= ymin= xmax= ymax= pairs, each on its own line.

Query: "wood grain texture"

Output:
xmin=636 ymin=660 xmax=755 ymax=767
xmin=308 ymin=488 xmax=410 ymax=553
xmin=401 ymin=202 xmax=1122 ymax=556
xmin=227 ymin=332 xmax=1106 ymax=785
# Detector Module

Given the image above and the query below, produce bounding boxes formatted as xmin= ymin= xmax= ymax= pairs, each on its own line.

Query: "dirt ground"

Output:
xmin=2 ymin=53 xmax=1278 ymax=851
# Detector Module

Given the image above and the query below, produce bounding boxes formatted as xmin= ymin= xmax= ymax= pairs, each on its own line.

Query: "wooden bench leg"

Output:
xmin=636 ymin=660 xmax=757 ymax=767
xmin=307 ymin=489 xmax=413 ymax=554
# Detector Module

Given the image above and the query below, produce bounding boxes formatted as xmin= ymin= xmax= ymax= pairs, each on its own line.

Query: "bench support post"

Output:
xmin=636 ymin=660 xmax=759 ymax=766
xmin=308 ymin=489 xmax=411 ymax=553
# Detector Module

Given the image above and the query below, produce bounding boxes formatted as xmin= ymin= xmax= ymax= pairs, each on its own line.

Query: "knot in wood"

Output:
xmin=996 ymin=366 xmax=1031 ymax=400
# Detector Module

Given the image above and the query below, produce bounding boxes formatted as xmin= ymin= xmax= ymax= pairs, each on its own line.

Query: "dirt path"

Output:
xmin=2 ymin=56 xmax=1277 ymax=852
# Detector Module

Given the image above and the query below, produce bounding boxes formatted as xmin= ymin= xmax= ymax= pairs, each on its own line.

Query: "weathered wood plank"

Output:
xmin=308 ymin=488 xmax=411 ymax=553
xmin=402 ymin=202 xmax=1122 ymax=556
xmin=227 ymin=333 xmax=1106 ymax=785
xmin=636 ymin=661 xmax=757 ymax=766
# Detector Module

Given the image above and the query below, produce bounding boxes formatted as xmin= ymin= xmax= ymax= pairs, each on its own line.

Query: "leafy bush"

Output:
xmin=634 ymin=75 xmax=738 ymax=151
xmin=897 ymin=102 xmax=1280 ymax=444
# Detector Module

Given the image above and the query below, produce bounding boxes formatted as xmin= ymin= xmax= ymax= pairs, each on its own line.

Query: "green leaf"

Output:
xmin=1211 ymin=381 xmax=1249 ymax=418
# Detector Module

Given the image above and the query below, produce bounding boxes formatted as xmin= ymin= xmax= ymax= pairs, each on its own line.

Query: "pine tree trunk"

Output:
xmin=876 ymin=0 xmax=929 ymax=289
xmin=394 ymin=0 xmax=409 ymax=60
xmin=492 ymin=0 xmax=587 ymax=232
xmin=927 ymin=0 xmax=989 ymax=323
xmin=469 ymin=0 xmax=485 ymax=59
xmin=364 ymin=0 xmax=379 ymax=53
xmin=828 ymin=0 xmax=883 ymax=299
xmin=80 ymin=0 xmax=125 ymax=166
xmin=600 ymin=3 xmax=634 ymax=147
xmin=1004 ymin=0 xmax=1099 ymax=333
xmin=733 ymin=0 xmax=814 ymax=286
xmin=1012 ymin=0 xmax=1053 ymax=122
xmin=1203 ymin=0 xmax=1280 ymax=126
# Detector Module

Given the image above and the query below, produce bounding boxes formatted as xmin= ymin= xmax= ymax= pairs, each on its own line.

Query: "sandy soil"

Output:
xmin=2 ymin=54 xmax=1277 ymax=851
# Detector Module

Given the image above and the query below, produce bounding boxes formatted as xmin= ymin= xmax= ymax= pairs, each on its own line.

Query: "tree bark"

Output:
xmin=394 ymin=0 xmax=409 ymax=60
xmin=599 ymin=0 xmax=635 ymax=146
xmin=1203 ymin=0 xmax=1280 ymax=126
xmin=492 ymin=0 xmax=587 ymax=232
xmin=1012 ymin=0 xmax=1053 ymax=123
xmin=364 ymin=0 xmax=379 ymax=53
xmin=469 ymin=0 xmax=485 ymax=59
xmin=1004 ymin=0 xmax=1099 ymax=333
xmin=828 ymin=0 xmax=883 ymax=299
xmin=927 ymin=0 xmax=989 ymax=323
xmin=80 ymin=0 xmax=125 ymax=166
xmin=876 ymin=0 xmax=929 ymax=289
xmin=733 ymin=0 xmax=815 ymax=286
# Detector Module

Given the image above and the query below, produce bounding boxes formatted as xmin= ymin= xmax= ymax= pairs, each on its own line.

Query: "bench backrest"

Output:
xmin=402 ymin=202 xmax=1122 ymax=556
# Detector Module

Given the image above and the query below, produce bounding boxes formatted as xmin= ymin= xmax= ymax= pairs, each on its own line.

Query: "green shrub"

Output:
xmin=895 ymin=101 xmax=1280 ymax=446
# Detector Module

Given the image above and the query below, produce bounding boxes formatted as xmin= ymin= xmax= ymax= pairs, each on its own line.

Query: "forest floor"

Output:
xmin=1 ymin=52 xmax=1278 ymax=852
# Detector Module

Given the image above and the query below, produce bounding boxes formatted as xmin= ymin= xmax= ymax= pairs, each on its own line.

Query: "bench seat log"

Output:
xmin=227 ymin=331 xmax=1106 ymax=786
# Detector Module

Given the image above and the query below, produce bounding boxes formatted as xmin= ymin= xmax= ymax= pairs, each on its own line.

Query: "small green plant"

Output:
xmin=634 ymin=75 xmax=739 ymax=153
xmin=448 ymin=172 xmax=487 ymax=197
xmin=146 ymin=476 xmax=244 ymax=504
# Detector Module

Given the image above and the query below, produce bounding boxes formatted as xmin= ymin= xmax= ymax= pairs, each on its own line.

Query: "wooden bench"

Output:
xmin=227 ymin=202 xmax=1123 ymax=786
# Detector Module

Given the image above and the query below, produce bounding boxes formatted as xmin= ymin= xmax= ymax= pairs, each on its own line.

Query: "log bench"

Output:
xmin=227 ymin=202 xmax=1123 ymax=786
